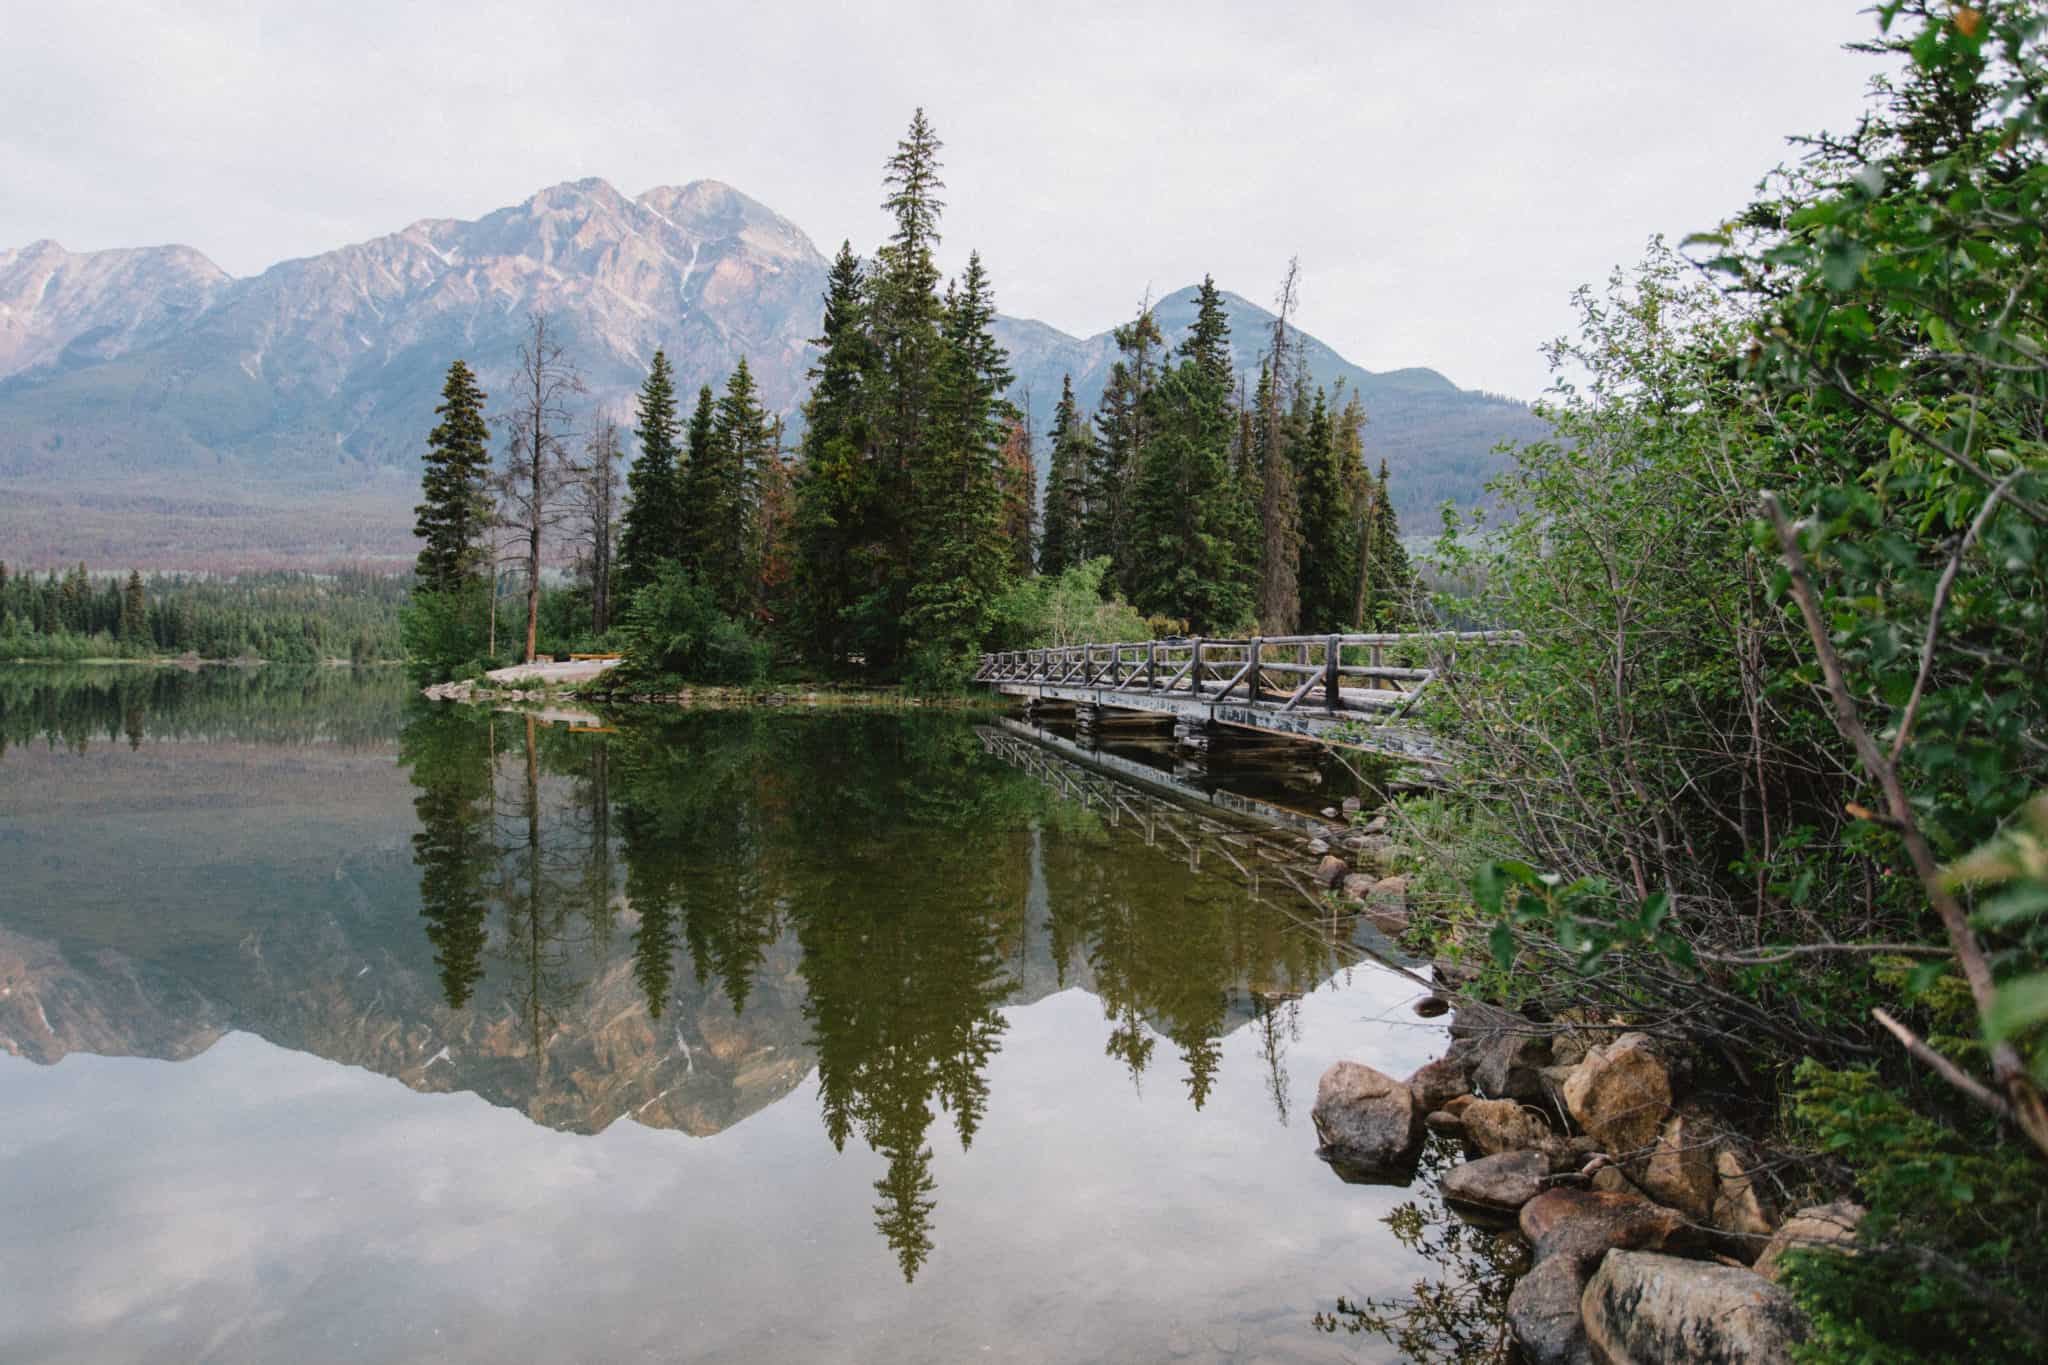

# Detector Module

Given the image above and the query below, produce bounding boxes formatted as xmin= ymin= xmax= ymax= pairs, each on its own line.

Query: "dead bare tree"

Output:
xmin=1257 ymin=257 xmax=1303 ymax=633
xmin=495 ymin=313 xmax=585 ymax=664
xmin=574 ymin=409 xmax=624 ymax=635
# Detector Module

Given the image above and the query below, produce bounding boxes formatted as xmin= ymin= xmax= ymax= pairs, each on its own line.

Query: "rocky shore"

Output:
xmin=1312 ymin=1013 xmax=1862 ymax=1364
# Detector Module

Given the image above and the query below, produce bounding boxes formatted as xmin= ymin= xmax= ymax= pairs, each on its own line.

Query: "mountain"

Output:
xmin=0 ymin=180 xmax=1544 ymax=569
xmin=996 ymin=285 xmax=1545 ymax=522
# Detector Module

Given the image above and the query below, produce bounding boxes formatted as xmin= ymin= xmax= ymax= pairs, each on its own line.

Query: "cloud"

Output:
xmin=1 ymin=0 xmax=1880 ymax=395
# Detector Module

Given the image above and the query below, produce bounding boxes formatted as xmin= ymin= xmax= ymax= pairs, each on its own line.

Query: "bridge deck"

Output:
xmin=975 ymin=631 xmax=1516 ymax=756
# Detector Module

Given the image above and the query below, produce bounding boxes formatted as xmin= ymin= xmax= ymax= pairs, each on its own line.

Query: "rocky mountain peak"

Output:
xmin=0 ymin=238 xmax=230 ymax=378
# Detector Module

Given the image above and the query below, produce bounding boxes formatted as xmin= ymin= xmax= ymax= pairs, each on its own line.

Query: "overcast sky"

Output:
xmin=4 ymin=1 xmax=1885 ymax=398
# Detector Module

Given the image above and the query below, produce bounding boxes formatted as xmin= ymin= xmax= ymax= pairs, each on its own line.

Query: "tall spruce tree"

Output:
xmin=684 ymin=361 xmax=768 ymax=617
xmin=1129 ymin=344 xmax=1254 ymax=632
xmin=617 ymin=351 xmax=684 ymax=596
xmin=413 ymin=359 xmax=493 ymax=593
xmin=1294 ymin=386 xmax=1361 ymax=631
xmin=1085 ymin=309 xmax=1163 ymax=591
xmin=998 ymin=417 xmax=1036 ymax=577
xmin=1360 ymin=457 xmax=1414 ymax=628
xmin=119 ymin=570 xmax=147 ymax=644
xmin=1038 ymin=375 xmax=1090 ymax=575
xmin=905 ymin=253 xmax=1013 ymax=663
xmin=792 ymin=243 xmax=874 ymax=666
xmin=864 ymin=109 xmax=950 ymax=670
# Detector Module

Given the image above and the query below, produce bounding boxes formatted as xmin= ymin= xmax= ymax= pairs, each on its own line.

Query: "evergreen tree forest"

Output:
xmin=0 ymin=561 xmax=407 ymax=663
xmin=402 ymin=112 xmax=1419 ymax=687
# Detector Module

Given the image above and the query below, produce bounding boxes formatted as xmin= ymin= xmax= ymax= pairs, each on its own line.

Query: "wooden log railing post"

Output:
xmin=1190 ymin=639 xmax=1204 ymax=699
xmin=1146 ymin=639 xmax=1157 ymax=692
xmin=1324 ymin=634 xmax=1341 ymax=711
xmin=1248 ymin=637 xmax=1263 ymax=704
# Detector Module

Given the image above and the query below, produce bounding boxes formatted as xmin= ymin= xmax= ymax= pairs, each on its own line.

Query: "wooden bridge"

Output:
xmin=973 ymin=632 xmax=1516 ymax=755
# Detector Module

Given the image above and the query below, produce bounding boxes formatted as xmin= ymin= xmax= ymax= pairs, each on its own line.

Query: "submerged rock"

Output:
xmin=1582 ymin=1249 xmax=1809 ymax=1363
xmin=1443 ymin=1150 xmax=1550 ymax=1214
xmin=1562 ymin=1032 xmax=1671 ymax=1155
xmin=1311 ymin=1061 xmax=1424 ymax=1173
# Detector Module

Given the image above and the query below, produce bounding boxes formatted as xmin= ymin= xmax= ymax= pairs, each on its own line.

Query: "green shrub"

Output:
xmin=615 ymin=564 xmax=766 ymax=686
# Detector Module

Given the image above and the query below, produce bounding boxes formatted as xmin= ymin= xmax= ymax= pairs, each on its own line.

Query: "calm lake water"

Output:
xmin=0 ymin=666 xmax=1512 ymax=1364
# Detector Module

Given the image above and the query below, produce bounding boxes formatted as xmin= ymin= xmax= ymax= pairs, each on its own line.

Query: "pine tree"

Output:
xmin=413 ymin=360 xmax=493 ymax=593
xmin=1128 ymin=345 xmax=1254 ymax=632
xmin=119 ymin=570 xmax=148 ymax=645
xmin=617 ymin=351 xmax=684 ymax=596
xmin=754 ymin=425 xmax=797 ymax=626
xmin=1295 ymin=386 xmax=1361 ymax=631
xmin=683 ymin=362 xmax=768 ymax=617
xmin=864 ymin=109 xmax=950 ymax=670
xmin=1085 ymin=308 xmax=1163 ymax=590
xmin=1181 ymin=274 xmax=1232 ymax=384
xmin=1361 ymin=457 xmax=1415 ymax=628
xmin=671 ymin=383 xmax=716 ymax=574
xmin=998 ymin=417 xmax=1036 ymax=577
xmin=792 ymin=243 xmax=874 ymax=666
xmin=1038 ymin=375 xmax=1090 ymax=575
xmin=905 ymin=253 xmax=1013 ymax=664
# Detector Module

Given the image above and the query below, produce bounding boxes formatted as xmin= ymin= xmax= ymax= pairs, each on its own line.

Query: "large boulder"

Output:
xmin=1407 ymin=1053 xmax=1475 ymax=1112
xmin=1507 ymin=1255 xmax=1595 ymax=1365
xmin=1463 ymin=1097 xmax=1553 ymax=1155
xmin=1519 ymin=1188 xmax=1689 ymax=1271
xmin=1474 ymin=1027 xmax=1556 ymax=1104
xmin=1635 ymin=1112 xmax=1718 ymax=1221
xmin=1582 ymin=1249 xmax=1809 ymax=1363
xmin=1562 ymin=1033 xmax=1670 ymax=1156
xmin=1443 ymin=1150 xmax=1550 ymax=1215
xmin=1755 ymin=1201 xmax=1863 ymax=1282
xmin=1311 ymin=1061 xmax=1424 ymax=1173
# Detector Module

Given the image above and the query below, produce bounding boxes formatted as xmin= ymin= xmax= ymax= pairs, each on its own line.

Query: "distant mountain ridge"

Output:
xmin=0 ymin=179 xmax=1544 ymax=568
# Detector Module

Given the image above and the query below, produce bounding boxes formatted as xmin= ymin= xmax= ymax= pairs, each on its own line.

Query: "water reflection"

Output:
xmin=391 ymin=703 xmax=1380 ymax=1280
xmin=1313 ymin=1139 xmax=1527 ymax=1362
xmin=2 ymin=669 xmax=1392 ymax=1293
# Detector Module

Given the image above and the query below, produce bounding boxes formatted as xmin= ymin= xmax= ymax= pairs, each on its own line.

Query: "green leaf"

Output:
xmin=1822 ymin=240 xmax=1870 ymax=291
xmin=1490 ymin=922 xmax=1517 ymax=971
xmin=1974 ymin=883 xmax=2048 ymax=929
xmin=1986 ymin=971 xmax=2048 ymax=1041
xmin=1907 ymin=960 xmax=1949 ymax=996
xmin=1473 ymin=863 xmax=1507 ymax=916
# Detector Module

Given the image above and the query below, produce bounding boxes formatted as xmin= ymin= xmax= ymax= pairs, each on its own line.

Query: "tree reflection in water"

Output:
xmin=1312 ymin=1139 xmax=1528 ymax=1363
xmin=400 ymin=703 xmax=1364 ymax=1281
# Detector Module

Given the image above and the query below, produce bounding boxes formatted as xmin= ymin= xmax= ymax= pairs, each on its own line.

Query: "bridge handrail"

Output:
xmin=973 ymin=630 xmax=1522 ymax=723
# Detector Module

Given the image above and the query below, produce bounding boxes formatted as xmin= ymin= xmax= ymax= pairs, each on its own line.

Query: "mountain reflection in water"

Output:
xmin=0 ymin=667 xmax=1494 ymax=1364
xmin=400 ymin=703 xmax=1375 ymax=1280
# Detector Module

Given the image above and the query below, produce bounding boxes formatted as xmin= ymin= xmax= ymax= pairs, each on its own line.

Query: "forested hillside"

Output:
xmin=0 ymin=183 xmax=1542 ymax=568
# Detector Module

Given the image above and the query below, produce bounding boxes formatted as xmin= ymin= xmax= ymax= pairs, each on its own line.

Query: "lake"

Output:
xmin=0 ymin=666 xmax=1514 ymax=1363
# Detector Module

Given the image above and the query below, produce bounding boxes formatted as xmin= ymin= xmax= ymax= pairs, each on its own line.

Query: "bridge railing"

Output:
xmin=973 ymin=631 xmax=1519 ymax=721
